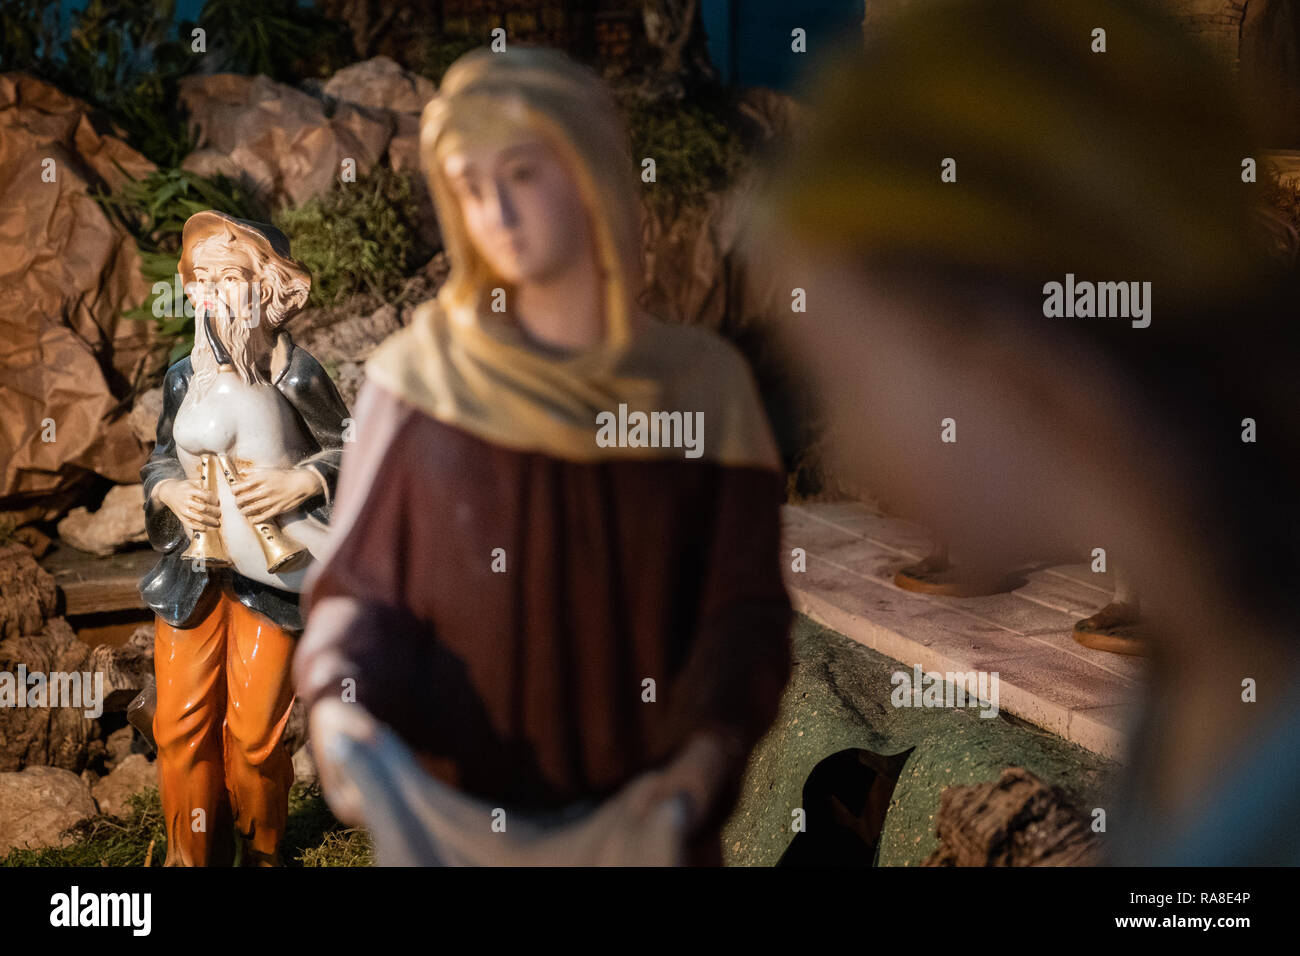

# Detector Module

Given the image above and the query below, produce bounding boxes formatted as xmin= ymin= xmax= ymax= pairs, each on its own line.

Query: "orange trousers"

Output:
xmin=153 ymin=583 xmax=296 ymax=866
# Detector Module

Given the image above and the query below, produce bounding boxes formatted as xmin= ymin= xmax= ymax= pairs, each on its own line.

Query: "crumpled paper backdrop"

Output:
xmin=180 ymin=69 xmax=393 ymax=207
xmin=180 ymin=58 xmax=438 ymax=245
xmin=321 ymin=54 xmax=434 ymax=115
xmin=0 ymin=73 xmax=157 ymax=505
xmin=182 ymin=71 xmax=384 ymax=208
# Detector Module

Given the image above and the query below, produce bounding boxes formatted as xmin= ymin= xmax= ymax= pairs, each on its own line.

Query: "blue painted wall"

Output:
xmin=701 ymin=0 xmax=865 ymax=90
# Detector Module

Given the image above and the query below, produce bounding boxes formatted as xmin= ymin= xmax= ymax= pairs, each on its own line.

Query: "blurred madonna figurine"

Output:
xmin=294 ymin=47 xmax=792 ymax=864
xmin=141 ymin=212 xmax=349 ymax=865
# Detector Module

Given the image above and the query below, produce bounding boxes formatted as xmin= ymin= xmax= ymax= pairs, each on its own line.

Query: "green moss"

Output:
xmin=273 ymin=166 xmax=423 ymax=307
xmin=282 ymin=782 xmax=372 ymax=866
xmin=724 ymin=615 xmax=1118 ymax=866
xmin=619 ymin=92 xmax=751 ymax=216
xmin=411 ymin=34 xmax=485 ymax=85
xmin=197 ymin=0 xmax=352 ymax=82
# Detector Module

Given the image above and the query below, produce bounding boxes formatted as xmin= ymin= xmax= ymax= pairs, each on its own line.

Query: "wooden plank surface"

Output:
xmin=39 ymin=545 xmax=155 ymax=615
xmin=783 ymin=502 xmax=1144 ymax=759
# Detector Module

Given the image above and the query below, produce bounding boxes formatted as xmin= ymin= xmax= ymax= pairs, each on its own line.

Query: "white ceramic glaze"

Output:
xmin=172 ymin=368 xmax=330 ymax=591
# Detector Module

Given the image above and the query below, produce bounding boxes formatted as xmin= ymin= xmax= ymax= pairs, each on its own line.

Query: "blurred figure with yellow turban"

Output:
xmin=752 ymin=0 xmax=1300 ymax=864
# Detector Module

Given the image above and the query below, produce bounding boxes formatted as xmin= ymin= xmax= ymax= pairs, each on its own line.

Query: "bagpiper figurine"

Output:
xmin=139 ymin=211 xmax=349 ymax=865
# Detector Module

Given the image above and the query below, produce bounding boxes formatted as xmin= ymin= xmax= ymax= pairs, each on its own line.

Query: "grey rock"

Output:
xmin=0 ymin=618 xmax=100 ymax=772
xmin=0 ymin=542 xmax=58 ymax=641
xmin=326 ymin=362 xmax=365 ymax=413
xmin=105 ymin=726 xmax=136 ymax=768
xmin=294 ymin=302 xmax=402 ymax=368
xmin=292 ymin=746 xmax=317 ymax=786
xmin=0 ymin=766 xmax=97 ymax=855
xmin=317 ymin=56 xmax=442 ymax=242
xmin=92 ymin=753 xmax=157 ymax=820
xmin=320 ymin=56 xmax=435 ymax=114
xmin=56 ymin=484 xmax=148 ymax=556
xmin=87 ymin=624 xmax=154 ymax=713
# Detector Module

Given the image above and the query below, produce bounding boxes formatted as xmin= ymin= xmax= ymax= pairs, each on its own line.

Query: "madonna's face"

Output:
xmin=441 ymin=131 xmax=594 ymax=287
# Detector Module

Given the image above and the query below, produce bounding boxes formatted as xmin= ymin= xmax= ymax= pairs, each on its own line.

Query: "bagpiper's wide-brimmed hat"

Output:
xmin=179 ymin=210 xmax=312 ymax=326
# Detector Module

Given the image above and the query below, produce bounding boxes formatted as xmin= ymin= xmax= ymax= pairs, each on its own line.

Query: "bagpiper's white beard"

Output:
xmin=189 ymin=298 xmax=274 ymax=402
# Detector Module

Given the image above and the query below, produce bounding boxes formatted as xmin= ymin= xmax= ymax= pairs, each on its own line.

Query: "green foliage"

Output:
xmin=64 ymin=0 xmax=199 ymax=166
xmin=619 ymin=92 xmax=749 ymax=215
xmin=0 ymin=0 xmax=61 ymax=74
xmin=274 ymin=166 xmax=423 ymax=306
xmin=411 ymin=33 xmax=483 ymax=85
xmin=199 ymin=0 xmax=352 ymax=82
xmin=0 ymin=0 xmax=199 ymax=167
xmin=283 ymin=782 xmax=371 ymax=865
xmin=95 ymin=166 xmax=267 ymax=362
xmin=1 ymin=0 xmax=351 ymax=165
xmin=96 ymin=165 xmax=268 ymax=254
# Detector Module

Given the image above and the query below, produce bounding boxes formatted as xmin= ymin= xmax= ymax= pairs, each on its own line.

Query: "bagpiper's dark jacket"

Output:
xmin=139 ymin=332 xmax=350 ymax=634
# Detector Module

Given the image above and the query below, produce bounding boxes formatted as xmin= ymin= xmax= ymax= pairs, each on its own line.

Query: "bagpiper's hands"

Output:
xmin=232 ymin=466 xmax=322 ymax=524
xmin=154 ymin=477 xmax=220 ymax=538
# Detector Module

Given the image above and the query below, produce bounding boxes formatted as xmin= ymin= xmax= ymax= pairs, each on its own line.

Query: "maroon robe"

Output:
xmin=292 ymin=377 xmax=792 ymax=861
